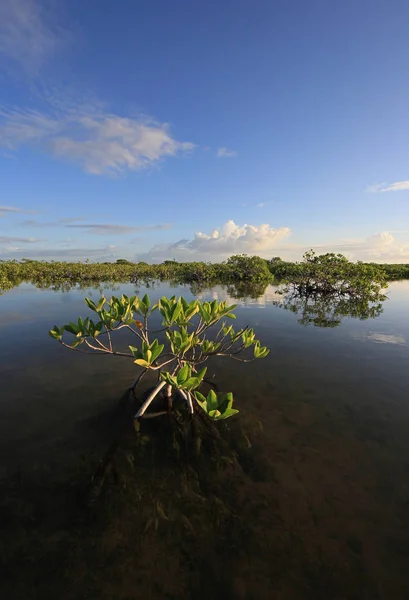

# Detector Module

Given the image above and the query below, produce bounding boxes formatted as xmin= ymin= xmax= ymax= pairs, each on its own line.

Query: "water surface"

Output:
xmin=1 ymin=281 xmax=409 ymax=599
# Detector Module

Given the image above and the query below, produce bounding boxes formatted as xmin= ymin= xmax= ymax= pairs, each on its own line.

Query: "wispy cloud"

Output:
xmin=0 ymin=104 xmax=195 ymax=175
xmin=0 ymin=235 xmax=40 ymax=243
xmin=0 ymin=0 xmax=66 ymax=73
xmin=57 ymin=217 xmax=86 ymax=224
xmin=0 ymin=205 xmax=36 ymax=217
xmin=21 ymin=217 xmax=85 ymax=227
xmin=65 ymin=223 xmax=172 ymax=235
xmin=140 ymin=220 xmax=291 ymax=262
xmin=367 ymin=180 xmax=409 ymax=193
xmin=217 ymin=147 xmax=237 ymax=158
xmin=0 ymin=245 xmax=117 ymax=261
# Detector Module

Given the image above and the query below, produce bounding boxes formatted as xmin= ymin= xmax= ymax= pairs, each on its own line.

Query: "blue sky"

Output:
xmin=1 ymin=0 xmax=409 ymax=262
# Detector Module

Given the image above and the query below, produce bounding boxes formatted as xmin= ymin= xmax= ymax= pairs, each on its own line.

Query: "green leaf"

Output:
xmin=49 ymin=327 xmax=62 ymax=341
xmin=225 ymin=392 xmax=234 ymax=410
xmin=97 ymin=297 xmax=106 ymax=311
xmin=177 ymin=364 xmax=190 ymax=385
xmin=170 ymin=302 xmax=182 ymax=324
xmin=142 ymin=293 xmax=151 ymax=309
xmin=184 ymin=377 xmax=200 ymax=391
xmin=70 ymin=337 xmax=84 ymax=348
xmin=195 ymin=367 xmax=207 ymax=383
xmin=94 ymin=321 xmax=103 ymax=336
xmin=129 ymin=345 xmax=142 ymax=358
xmin=207 ymin=389 xmax=218 ymax=411
xmin=85 ymin=297 xmax=97 ymax=312
xmin=208 ymin=409 xmax=221 ymax=419
xmin=65 ymin=322 xmax=79 ymax=335
xmin=218 ymin=408 xmax=239 ymax=419
xmin=134 ymin=358 xmax=150 ymax=368
xmin=225 ymin=313 xmax=236 ymax=319
xmin=150 ymin=343 xmax=164 ymax=363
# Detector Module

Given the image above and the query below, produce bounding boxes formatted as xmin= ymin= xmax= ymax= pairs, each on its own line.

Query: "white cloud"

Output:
xmin=0 ymin=0 xmax=65 ymax=73
xmin=0 ymin=104 xmax=195 ymax=175
xmin=367 ymin=180 xmax=409 ymax=193
xmin=292 ymin=230 xmax=409 ymax=264
xmin=366 ymin=231 xmax=394 ymax=250
xmin=65 ymin=223 xmax=172 ymax=235
xmin=139 ymin=220 xmax=291 ymax=262
xmin=21 ymin=217 xmax=86 ymax=227
xmin=217 ymin=147 xmax=237 ymax=158
xmin=0 ymin=244 xmax=117 ymax=261
xmin=0 ymin=204 xmax=36 ymax=217
xmin=256 ymin=203 xmax=265 ymax=208
xmin=0 ymin=235 xmax=40 ymax=243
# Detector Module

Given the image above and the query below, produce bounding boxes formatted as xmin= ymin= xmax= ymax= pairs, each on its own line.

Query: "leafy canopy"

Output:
xmin=49 ymin=294 xmax=270 ymax=421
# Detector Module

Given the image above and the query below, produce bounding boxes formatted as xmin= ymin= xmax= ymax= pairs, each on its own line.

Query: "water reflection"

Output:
xmin=358 ymin=332 xmax=406 ymax=345
xmin=271 ymin=288 xmax=386 ymax=327
xmin=1 ymin=280 xmax=409 ymax=599
xmin=191 ymin=280 xmax=387 ymax=326
xmin=0 ymin=274 xmax=389 ymax=329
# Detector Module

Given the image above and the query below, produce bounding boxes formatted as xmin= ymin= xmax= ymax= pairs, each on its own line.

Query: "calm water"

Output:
xmin=1 ymin=281 xmax=409 ymax=599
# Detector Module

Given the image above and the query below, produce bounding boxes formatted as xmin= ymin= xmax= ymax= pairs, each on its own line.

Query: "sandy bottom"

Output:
xmin=1 ymin=374 xmax=409 ymax=600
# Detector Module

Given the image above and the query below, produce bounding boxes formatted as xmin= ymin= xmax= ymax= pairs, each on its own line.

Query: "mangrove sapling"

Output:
xmin=49 ymin=294 xmax=270 ymax=427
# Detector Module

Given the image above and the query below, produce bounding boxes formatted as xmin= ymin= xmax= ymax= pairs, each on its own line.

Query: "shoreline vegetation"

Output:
xmin=0 ymin=251 xmax=407 ymax=295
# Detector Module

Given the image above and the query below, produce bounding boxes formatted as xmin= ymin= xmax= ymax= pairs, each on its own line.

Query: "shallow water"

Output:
xmin=1 ymin=280 xmax=409 ymax=599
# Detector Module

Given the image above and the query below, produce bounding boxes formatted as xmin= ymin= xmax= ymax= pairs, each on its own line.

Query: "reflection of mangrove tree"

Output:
xmin=274 ymin=289 xmax=386 ymax=327
xmin=274 ymin=251 xmax=387 ymax=327
xmin=225 ymin=280 xmax=269 ymax=300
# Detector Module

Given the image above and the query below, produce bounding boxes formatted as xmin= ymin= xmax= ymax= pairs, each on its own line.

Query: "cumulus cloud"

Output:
xmin=0 ymin=104 xmax=195 ymax=175
xmin=0 ymin=0 xmax=66 ymax=73
xmin=366 ymin=231 xmax=394 ymax=250
xmin=139 ymin=220 xmax=291 ymax=262
xmin=367 ymin=180 xmax=409 ymax=193
xmin=217 ymin=147 xmax=237 ymax=158
xmin=300 ymin=230 xmax=409 ymax=263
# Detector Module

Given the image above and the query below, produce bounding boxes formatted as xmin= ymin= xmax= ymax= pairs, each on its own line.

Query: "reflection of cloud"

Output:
xmin=0 ymin=311 xmax=34 ymax=326
xmin=0 ymin=104 xmax=195 ymax=175
xmin=352 ymin=331 xmax=406 ymax=345
xmin=140 ymin=220 xmax=291 ymax=262
xmin=196 ymin=284 xmax=284 ymax=308
xmin=367 ymin=332 xmax=406 ymax=345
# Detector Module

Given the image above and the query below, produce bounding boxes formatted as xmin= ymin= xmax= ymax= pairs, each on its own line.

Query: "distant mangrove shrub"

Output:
xmin=272 ymin=250 xmax=388 ymax=327
xmin=283 ymin=250 xmax=387 ymax=297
